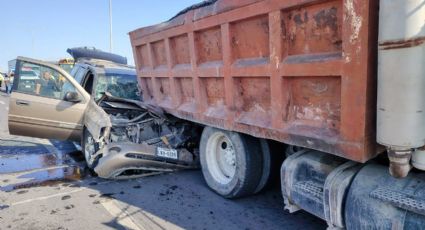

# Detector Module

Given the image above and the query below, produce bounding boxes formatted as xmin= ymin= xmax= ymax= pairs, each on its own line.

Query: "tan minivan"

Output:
xmin=9 ymin=55 xmax=199 ymax=179
xmin=9 ymin=56 xmax=89 ymax=141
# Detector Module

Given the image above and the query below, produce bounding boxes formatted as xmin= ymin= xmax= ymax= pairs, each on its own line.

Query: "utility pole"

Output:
xmin=109 ymin=0 xmax=113 ymax=52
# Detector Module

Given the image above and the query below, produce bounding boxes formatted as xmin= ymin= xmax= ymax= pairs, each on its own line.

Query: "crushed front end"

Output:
xmin=86 ymin=94 xmax=201 ymax=179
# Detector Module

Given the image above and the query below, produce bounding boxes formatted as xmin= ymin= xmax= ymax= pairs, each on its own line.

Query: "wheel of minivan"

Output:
xmin=200 ymin=127 xmax=263 ymax=198
xmin=82 ymin=128 xmax=100 ymax=169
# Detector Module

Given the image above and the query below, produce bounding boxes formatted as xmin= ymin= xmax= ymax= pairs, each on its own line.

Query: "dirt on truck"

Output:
xmin=128 ymin=0 xmax=425 ymax=229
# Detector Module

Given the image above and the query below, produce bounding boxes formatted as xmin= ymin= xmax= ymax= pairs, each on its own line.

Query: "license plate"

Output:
xmin=156 ymin=147 xmax=178 ymax=160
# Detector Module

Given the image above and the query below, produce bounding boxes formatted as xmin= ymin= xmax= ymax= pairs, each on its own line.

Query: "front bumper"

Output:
xmin=94 ymin=142 xmax=198 ymax=179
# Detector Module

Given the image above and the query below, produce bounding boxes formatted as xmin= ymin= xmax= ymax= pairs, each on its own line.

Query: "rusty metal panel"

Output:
xmin=129 ymin=0 xmax=381 ymax=162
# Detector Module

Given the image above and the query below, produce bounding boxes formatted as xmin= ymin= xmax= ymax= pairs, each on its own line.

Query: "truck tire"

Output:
xmin=82 ymin=128 xmax=100 ymax=169
xmin=255 ymin=140 xmax=286 ymax=193
xmin=200 ymin=127 xmax=262 ymax=198
xmin=254 ymin=139 xmax=271 ymax=193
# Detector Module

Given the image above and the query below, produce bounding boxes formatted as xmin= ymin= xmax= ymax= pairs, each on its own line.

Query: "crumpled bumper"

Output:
xmin=94 ymin=142 xmax=198 ymax=179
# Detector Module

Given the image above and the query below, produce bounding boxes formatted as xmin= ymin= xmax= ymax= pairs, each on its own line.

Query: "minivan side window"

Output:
xmin=15 ymin=61 xmax=77 ymax=100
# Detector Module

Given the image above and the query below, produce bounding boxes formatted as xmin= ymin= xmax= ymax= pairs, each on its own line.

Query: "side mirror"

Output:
xmin=64 ymin=91 xmax=81 ymax=103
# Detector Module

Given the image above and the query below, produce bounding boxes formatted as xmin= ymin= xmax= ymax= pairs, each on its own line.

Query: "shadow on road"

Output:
xmin=83 ymin=169 xmax=327 ymax=230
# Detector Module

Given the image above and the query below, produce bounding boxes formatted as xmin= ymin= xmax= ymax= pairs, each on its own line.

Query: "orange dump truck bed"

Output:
xmin=129 ymin=0 xmax=380 ymax=162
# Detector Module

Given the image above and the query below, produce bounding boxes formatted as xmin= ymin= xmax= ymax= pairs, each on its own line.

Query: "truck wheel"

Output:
xmin=254 ymin=139 xmax=271 ymax=193
xmin=200 ymin=127 xmax=262 ymax=198
xmin=82 ymin=128 xmax=100 ymax=169
xmin=257 ymin=140 xmax=286 ymax=193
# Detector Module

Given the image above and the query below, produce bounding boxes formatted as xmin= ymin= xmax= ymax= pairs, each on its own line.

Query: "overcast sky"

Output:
xmin=0 ymin=0 xmax=200 ymax=72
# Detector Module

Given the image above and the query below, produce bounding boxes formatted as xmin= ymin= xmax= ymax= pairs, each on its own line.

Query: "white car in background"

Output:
xmin=16 ymin=69 xmax=39 ymax=93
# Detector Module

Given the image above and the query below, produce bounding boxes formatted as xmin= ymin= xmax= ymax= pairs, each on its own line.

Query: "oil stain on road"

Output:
xmin=0 ymin=139 xmax=89 ymax=193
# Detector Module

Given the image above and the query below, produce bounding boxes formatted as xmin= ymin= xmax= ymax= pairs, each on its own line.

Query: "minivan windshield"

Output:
xmin=94 ymin=73 xmax=139 ymax=101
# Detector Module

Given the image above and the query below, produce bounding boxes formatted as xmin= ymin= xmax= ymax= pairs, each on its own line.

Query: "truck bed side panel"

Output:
xmin=129 ymin=0 xmax=380 ymax=162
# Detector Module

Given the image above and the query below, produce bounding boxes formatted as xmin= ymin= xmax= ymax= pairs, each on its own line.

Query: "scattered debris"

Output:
xmin=100 ymin=193 xmax=115 ymax=198
xmin=16 ymin=190 xmax=28 ymax=194
xmin=50 ymin=209 xmax=59 ymax=215
xmin=61 ymin=195 xmax=71 ymax=201
xmin=64 ymin=205 xmax=75 ymax=210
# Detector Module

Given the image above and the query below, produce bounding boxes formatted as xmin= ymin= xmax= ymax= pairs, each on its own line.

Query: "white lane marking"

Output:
xmin=8 ymin=180 xmax=112 ymax=206
xmin=10 ymin=188 xmax=85 ymax=206
xmin=101 ymin=200 xmax=144 ymax=230
xmin=101 ymin=199 xmax=183 ymax=230
xmin=135 ymin=208 xmax=181 ymax=230
xmin=0 ymin=101 xmax=5 ymax=105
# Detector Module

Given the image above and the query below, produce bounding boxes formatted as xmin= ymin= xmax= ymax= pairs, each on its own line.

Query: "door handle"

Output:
xmin=16 ymin=100 xmax=30 ymax=106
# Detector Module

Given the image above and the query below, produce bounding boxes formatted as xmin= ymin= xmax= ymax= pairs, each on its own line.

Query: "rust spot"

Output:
xmin=379 ymin=36 xmax=425 ymax=50
xmin=170 ymin=34 xmax=190 ymax=65
xmin=286 ymin=1 xmax=343 ymax=55
xmin=286 ymin=76 xmax=341 ymax=131
xmin=294 ymin=14 xmax=301 ymax=25
xmin=230 ymin=15 xmax=270 ymax=59
xmin=313 ymin=7 xmax=338 ymax=31
xmin=195 ymin=26 xmax=222 ymax=64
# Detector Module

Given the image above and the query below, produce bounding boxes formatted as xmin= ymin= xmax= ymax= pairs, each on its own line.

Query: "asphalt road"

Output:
xmin=0 ymin=93 xmax=326 ymax=230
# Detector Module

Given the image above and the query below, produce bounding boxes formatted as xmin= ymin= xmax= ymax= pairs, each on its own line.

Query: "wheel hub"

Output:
xmin=221 ymin=141 xmax=236 ymax=166
xmin=206 ymin=133 xmax=237 ymax=184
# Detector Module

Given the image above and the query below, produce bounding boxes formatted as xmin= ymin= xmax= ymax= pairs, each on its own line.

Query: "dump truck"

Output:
xmin=127 ymin=0 xmax=425 ymax=228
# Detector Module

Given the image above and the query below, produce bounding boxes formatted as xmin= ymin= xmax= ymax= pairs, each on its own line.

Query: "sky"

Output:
xmin=0 ymin=0 xmax=200 ymax=72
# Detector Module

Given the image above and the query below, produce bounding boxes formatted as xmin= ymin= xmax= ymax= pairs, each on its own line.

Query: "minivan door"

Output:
xmin=8 ymin=57 xmax=91 ymax=141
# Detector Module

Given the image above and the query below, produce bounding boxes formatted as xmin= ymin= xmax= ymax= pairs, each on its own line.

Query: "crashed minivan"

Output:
xmin=8 ymin=48 xmax=201 ymax=179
